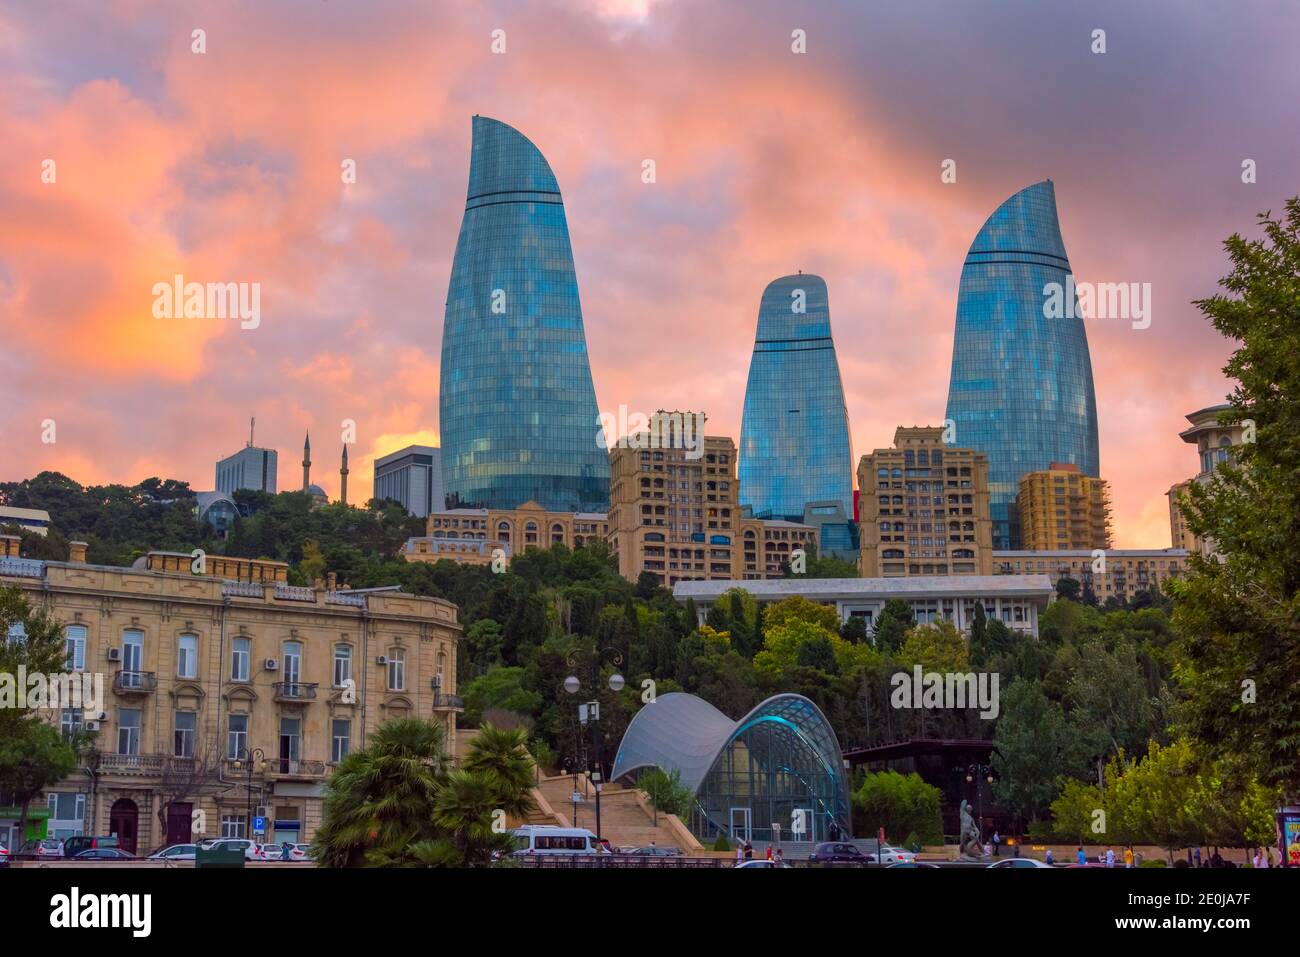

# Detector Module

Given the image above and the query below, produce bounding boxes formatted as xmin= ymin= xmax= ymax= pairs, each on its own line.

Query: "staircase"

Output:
xmin=532 ymin=773 xmax=696 ymax=852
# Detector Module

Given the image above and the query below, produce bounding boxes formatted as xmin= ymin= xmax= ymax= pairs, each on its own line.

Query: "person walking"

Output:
xmin=1193 ymin=847 xmax=1202 ymax=868
xmin=992 ymin=830 xmax=1001 ymax=858
xmin=1105 ymin=847 xmax=1116 ymax=868
xmin=775 ymin=848 xmax=784 ymax=867
xmin=765 ymin=844 xmax=773 ymax=862
xmin=1124 ymin=846 xmax=1134 ymax=869
xmin=1077 ymin=846 xmax=1086 ymax=866
xmin=1045 ymin=849 xmax=1054 ymax=866
xmin=736 ymin=843 xmax=744 ymax=865
xmin=743 ymin=840 xmax=753 ymax=861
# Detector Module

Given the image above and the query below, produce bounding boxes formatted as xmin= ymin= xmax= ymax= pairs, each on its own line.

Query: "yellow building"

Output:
xmin=403 ymin=500 xmax=610 ymax=567
xmin=992 ymin=548 xmax=1188 ymax=603
xmin=1167 ymin=404 xmax=1244 ymax=556
xmin=606 ymin=416 xmax=815 ymax=587
xmin=857 ymin=426 xmax=993 ymax=577
xmin=1016 ymin=463 xmax=1112 ymax=551
xmin=0 ymin=538 xmax=461 ymax=853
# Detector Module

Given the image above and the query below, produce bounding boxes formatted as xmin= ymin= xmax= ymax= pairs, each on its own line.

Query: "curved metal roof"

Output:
xmin=610 ymin=691 xmax=848 ymax=799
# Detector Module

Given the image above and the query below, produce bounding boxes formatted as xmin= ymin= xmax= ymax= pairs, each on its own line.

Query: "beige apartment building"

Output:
xmin=992 ymin=548 xmax=1188 ymax=603
xmin=857 ymin=426 xmax=993 ymax=577
xmin=607 ymin=417 xmax=815 ymax=587
xmin=1016 ymin=463 xmax=1112 ymax=551
xmin=0 ymin=537 xmax=461 ymax=854
xmin=404 ymin=501 xmax=610 ymax=567
xmin=1167 ymin=404 xmax=1244 ymax=556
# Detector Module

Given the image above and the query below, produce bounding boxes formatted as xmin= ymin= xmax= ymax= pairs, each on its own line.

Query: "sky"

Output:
xmin=2 ymin=0 xmax=1296 ymax=547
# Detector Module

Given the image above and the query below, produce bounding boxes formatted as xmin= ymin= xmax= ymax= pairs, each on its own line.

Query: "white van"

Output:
xmin=510 ymin=825 xmax=599 ymax=856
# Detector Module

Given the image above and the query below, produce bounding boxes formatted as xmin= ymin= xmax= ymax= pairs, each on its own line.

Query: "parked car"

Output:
xmin=808 ymin=842 xmax=867 ymax=864
xmin=62 ymin=835 xmax=120 ymax=857
xmin=509 ymin=825 xmax=599 ymax=856
xmin=17 ymin=838 xmax=65 ymax=859
xmin=988 ymin=857 xmax=1055 ymax=869
xmin=887 ymin=861 xmax=941 ymax=868
xmin=735 ymin=858 xmax=791 ymax=868
xmin=208 ymin=839 xmax=267 ymax=861
xmin=149 ymin=844 xmax=198 ymax=861
xmin=624 ymin=845 xmax=681 ymax=857
xmin=287 ymin=843 xmax=313 ymax=861
xmin=0 ymin=843 xmax=9 ymax=867
xmin=74 ymin=847 xmax=136 ymax=860
xmin=873 ymin=845 xmax=917 ymax=865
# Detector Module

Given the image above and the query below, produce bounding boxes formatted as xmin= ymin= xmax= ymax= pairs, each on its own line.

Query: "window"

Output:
xmin=228 ymin=713 xmax=248 ymax=759
xmin=117 ymin=708 xmax=141 ymax=755
xmin=177 ymin=633 xmax=198 ymax=679
xmin=333 ymin=644 xmax=352 ymax=688
xmin=60 ymin=708 xmax=83 ymax=740
xmin=65 ymin=624 xmax=86 ymax=671
xmin=283 ymin=641 xmax=302 ymax=687
xmin=47 ymin=792 xmax=86 ymax=841
xmin=220 ymin=815 xmax=246 ymax=839
xmin=332 ymin=719 xmax=351 ymax=763
xmin=231 ymin=637 xmax=250 ymax=682
xmin=174 ymin=711 xmax=196 ymax=758
xmin=121 ymin=628 xmax=144 ymax=680
xmin=437 ymin=651 xmax=446 ymax=682
xmin=387 ymin=648 xmax=405 ymax=691
xmin=279 ymin=716 xmax=301 ymax=772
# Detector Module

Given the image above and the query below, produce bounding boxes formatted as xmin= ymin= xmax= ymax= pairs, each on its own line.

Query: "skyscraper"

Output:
xmin=439 ymin=116 xmax=609 ymax=512
xmin=738 ymin=273 xmax=853 ymax=523
xmin=944 ymin=181 xmax=1099 ymax=549
xmin=374 ymin=445 xmax=445 ymax=518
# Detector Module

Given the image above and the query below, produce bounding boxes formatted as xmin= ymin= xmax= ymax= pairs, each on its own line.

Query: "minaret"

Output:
xmin=302 ymin=431 xmax=312 ymax=492
xmin=339 ymin=444 xmax=349 ymax=506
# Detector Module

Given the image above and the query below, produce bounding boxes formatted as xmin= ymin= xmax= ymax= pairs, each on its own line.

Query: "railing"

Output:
xmin=273 ymin=681 xmax=319 ymax=701
xmin=0 ymin=557 xmax=45 ymax=579
xmin=432 ymin=693 xmax=464 ymax=711
xmin=112 ymin=671 xmax=158 ymax=694
xmin=98 ymin=753 xmax=167 ymax=775
xmin=273 ymin=584 xmax=316 ymax=602
xmin=268 ymin=758 xmax=327 ymax=777
xmin=222 ymin=580 xmax=264 ymax=598
xmin=325 ymin=591 xmax=365 ymax=607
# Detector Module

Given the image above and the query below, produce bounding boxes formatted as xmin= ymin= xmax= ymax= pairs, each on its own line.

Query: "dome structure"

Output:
xmin=611 ymin=692 xmax=851 ymax=844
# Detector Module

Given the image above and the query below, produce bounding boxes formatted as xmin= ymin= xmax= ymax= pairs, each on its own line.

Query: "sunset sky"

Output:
xmin=2 ymin=0 xmax=1297 ymax=546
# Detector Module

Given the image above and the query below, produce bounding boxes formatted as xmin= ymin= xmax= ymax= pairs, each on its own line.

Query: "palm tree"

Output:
xmin=314 ymin=718 xmax=450 ymax=867
xmin=462 ymin=723 xmax=537 ymax=824
xmin=430 ymin=769 xmax=517 ymax=866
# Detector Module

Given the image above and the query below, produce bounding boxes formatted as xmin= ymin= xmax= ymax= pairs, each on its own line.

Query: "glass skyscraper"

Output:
xmin=439 ymin=116 xmax=609 ymax=512
xmin=944 ymin=180 xmax=1100 ymax=549
xmin=738 ymin=274 xmax=853 ymax=523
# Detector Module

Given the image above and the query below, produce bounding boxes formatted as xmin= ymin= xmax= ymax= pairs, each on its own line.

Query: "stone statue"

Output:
xmin=959 ymin=799 xmax=987 ymax=860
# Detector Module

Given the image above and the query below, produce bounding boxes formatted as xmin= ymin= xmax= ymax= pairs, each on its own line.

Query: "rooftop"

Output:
xmin=673 ymin=574 xmax=1057 ymax=602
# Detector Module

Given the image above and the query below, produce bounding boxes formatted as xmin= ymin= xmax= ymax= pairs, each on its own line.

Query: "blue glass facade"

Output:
xmin=944 ymin=181 xmax=1099 ymax=548
xmin=439 ymin=116 xmax=609 ymax=511
xmin=738 ymin=274 xmax=853 ymax=522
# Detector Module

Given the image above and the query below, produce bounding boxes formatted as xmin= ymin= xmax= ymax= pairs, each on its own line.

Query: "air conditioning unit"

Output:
xmin=376 ymin=655 xmax=390 ymax=666
xmin=95 ymin=711 xmax=109 ymax=721
xmin=107 ymin=647 xmax=121 ymax=662
xmin=83 ymin=720 xmax=100 ymax=732
xmin=264 ymin=658 xmax=279 ymax=671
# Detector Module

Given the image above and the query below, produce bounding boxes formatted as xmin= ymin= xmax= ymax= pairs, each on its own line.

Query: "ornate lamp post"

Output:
xmin=564 ymin=648 xmax=625 ymax=847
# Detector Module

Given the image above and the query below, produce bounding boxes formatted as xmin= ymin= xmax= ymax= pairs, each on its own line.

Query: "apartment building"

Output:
xmin=1167 ymin=403 xmax=1244 ymax=556
xmin=0 ymin=536 xmax=461 ymax=853
xmin=857 ymin=426 xmax=994 ymax=577
xmin=992 ymin=548 xmax=1188 ymax=603
xmin=403 ymin=500 xmax=610 ymax=567
xmin=1016 ymin=463 xmax=1112 ymax=551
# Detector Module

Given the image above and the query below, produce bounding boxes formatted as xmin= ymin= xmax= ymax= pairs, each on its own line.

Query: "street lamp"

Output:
xmin=240 ymin=747 xmax=266 ymax=840
xmin=964 ymin=762 xmax=996 ymax=847
xmin=564 ymin=648 xmax=625 ymax=847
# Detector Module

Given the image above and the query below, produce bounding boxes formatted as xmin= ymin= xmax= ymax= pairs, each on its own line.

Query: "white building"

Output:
xmin=373 ymin=445 xmax=444 ymax=517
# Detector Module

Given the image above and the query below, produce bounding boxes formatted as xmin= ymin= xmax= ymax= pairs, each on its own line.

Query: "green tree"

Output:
xmin=872 ymin=599 xmax=914 ymax=652
xmin=461 ymin=723 xmax=536 ymax=824
xmin=991 ymin=680 xmax=1081 ymax=827
xmin=638 ymin=767 xmax=693 ymax=819
xmin=1170 ymin=201 xmax=1300 ymax=800
xmin=852 ymin=770 xmax=943 ymax=844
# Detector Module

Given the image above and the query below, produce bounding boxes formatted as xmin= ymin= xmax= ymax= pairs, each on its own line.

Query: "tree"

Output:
xmin=638 ymin=767 xmax=693 ymax=820
xmin=872 ymin=599 xmax=914 ymax=652
xmin=461 ymin=723 xmax=536 ymax=824
xmin=852 ymin=770 xmax=943 ymax=844
xmin=1170 ymin=201 xmax=1300 ymax=801
xmin=0 ymin=722 xmax=77 ymax=847
xmin=1055 ymin=576 xmax=1081 ymax=602
xmin=991 ymin=680 xmax=1081 ymax=827
xmin=1049 ymin=777 xmax=1105 ymax=845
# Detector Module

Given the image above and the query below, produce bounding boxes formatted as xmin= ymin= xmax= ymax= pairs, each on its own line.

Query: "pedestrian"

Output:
xmin=992 ymin=830 xmax=1001 ymax=858
xmin=765 ymin=844 xmax=773 ymax=861
xmin=1045 ymin=849 xmax=1054 ymax=865
xmin=744 ymin=840 xmax=753 ymax=861
xmin=983 ymin=841 xmax=992 ymax=858
xmin=281 ymin=840 xmax=293 ymax=862
xmin=1105 ymin=847 xmax=1115 ymax=868
xmin=775 ymin=848 xmax=784 ymax=866
xmin=1124 ymin=846 xmax=1134 ymax=869
xmin=1193 ymin=847 xmax=1201 ymax=868
xmin=736 ymin=843 xmax=744 ymax=864
xmin=1077 ymin=846 xmax=1086 ymax=866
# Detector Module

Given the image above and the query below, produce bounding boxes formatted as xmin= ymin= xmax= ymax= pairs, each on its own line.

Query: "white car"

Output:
xmin=209 ymin=839 xmax=267 ymax=861
xmin=149 ymin=844 xmax=198 ymax=861
xmin=988 ymin=857 xmax=1055 ymax=868
xmin=868 ymin=845 xmax=916 ymax=865
xmin=735 ymin=858 xmax=791 ymax=868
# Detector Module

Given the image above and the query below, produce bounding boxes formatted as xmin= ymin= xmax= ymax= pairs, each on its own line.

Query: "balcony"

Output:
xmin=273 ymin=584 xmax=315 ymax=602
xmin=268 ymin=758 xmax=327 ymax=779
xmin=0 ymin=557 xmax=45 ymax=579
xmin=432 ymin=693 xmax=464 ymax=712
xmin=112 ymin=671 xmax=158 ymax=695
xmin=222 ymin=580 xmax=264 ymax=598
xmin=325 ymin=591 xmax=366 ymax=608
xmin=98 ymin=753 xmax=167 ymax=775
xmin=273 ymin=681 xmax=319 ymax=702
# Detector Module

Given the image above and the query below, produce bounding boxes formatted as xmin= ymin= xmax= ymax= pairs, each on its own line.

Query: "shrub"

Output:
xmin=712 ymin=834 xmax=731 ymax=852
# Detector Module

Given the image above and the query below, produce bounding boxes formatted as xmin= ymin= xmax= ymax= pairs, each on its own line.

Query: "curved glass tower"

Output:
xmin=738 ymin=274 xmax=853 ymax=522
xmin=439 ymin=116 xmax=609 ymax=511
xmin=944 ymin=180 xmax=1099 ymax=548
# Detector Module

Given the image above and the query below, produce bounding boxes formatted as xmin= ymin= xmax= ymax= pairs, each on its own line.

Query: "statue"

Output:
xmin=959 ymin=799 xmax=988 ymax=860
